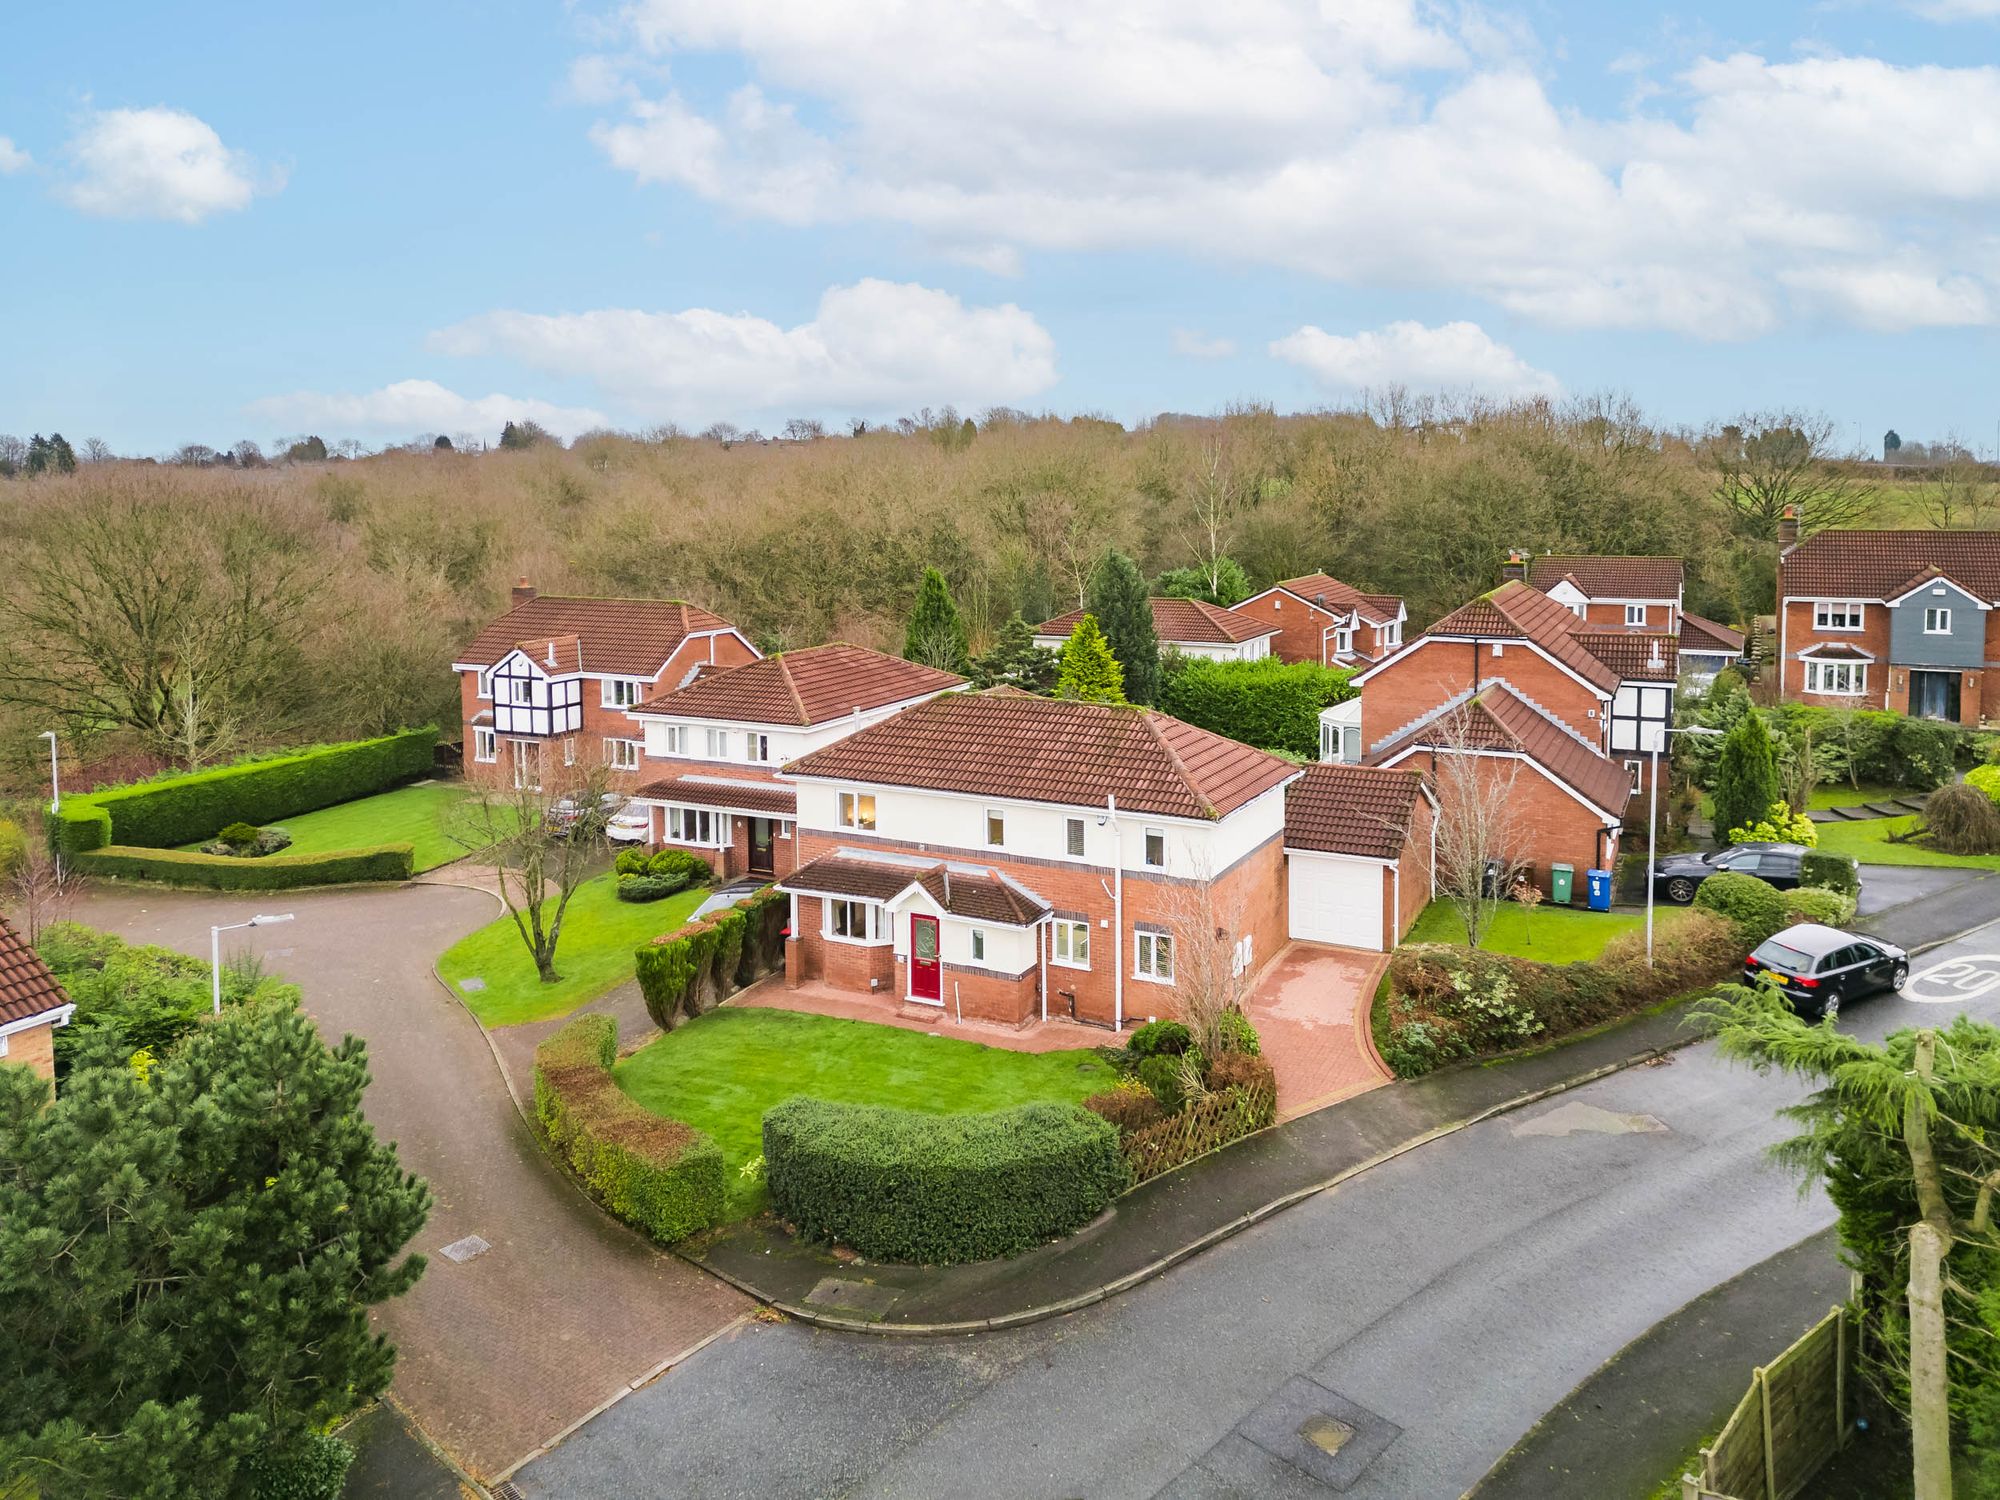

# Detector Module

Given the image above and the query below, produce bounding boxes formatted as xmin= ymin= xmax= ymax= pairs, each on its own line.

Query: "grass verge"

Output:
xmin=1405 ymin=900 xmax=1684 ymax=963
xmin=1814 ymin=815 xmax=2000 ymax=871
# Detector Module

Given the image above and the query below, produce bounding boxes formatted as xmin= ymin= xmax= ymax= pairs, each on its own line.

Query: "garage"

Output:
xmin=1287 ymin=850 xmax=1387 ymax=950
xmin=1283 ymin=762 xmax=1437 ymax=952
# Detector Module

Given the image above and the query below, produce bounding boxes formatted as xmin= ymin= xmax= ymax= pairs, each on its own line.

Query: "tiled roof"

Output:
xmin=780 ymin=854 xmax=919 ymax=903
xmin=1367 ymin=684 xmax=1634 ymax=817
xmin=632 ymin=769 xmax=797 ymax=816
xmin=1780 ymin=530 xmax=2000 ymax=601
xmin=913 ymin=867 xmax=1050 ymax=925
xmin=1273 ymin=573 xmax=1399 ymax=625
xmin=1284 ymin=764 xmax=1430 ymax=860
xmin=781 ymin=688 xmax=1298 ymax=821
xmin=1037 ymin=598 xmax=1278 ymax=647
xmin=511 ymin=634 xmax=584 ymax=674
xmin=631 ymin=644 xmax=962 ymax=724
xmin=0 ymin=914 xmax=72 ymax=1029
xmin=458 ymin=596 xmax=739 ymax=676
xmin=1576 ymin=631 xmax=1680 ymax=682
xmin=780 ymin=852 xmax=1050 ymax=925
xmin=1797 ymin=642 xmax=1874 ymax=661
xmin=1526 ymin=555 xmax=1684 ymax=600
xmin=1679 ymin=612 xmax=1744 ymax=655
xmin=1423 ymin=580 xmax=1622 ymax=694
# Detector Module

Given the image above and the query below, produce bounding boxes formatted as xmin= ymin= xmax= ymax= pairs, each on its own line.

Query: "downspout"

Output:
xmin=1390 ymin=860 xmax=1400 ymax=951
xmin=1039 ymin=916 xmax=1049 ymax=1023
xmin=1108 ymin=793 xmax=1124 ymax=1033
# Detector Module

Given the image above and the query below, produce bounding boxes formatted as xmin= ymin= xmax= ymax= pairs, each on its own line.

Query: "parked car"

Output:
xmin=1743 ymin=923 xmax=1908 ymax=1021
xmin=1652 ymin=842 xmax=1809 ymax=905
xmin=605 ymin=804 xmax=653 ymax=844
xmin=549 ymin=791 xmax=626 ymax=839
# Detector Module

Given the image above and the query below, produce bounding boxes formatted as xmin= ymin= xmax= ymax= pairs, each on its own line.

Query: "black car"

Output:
xmin=1743 ymin=923 xmax=1909 ymax=1021
xmin=1652 ymin=842 xmax=1808 ymax=905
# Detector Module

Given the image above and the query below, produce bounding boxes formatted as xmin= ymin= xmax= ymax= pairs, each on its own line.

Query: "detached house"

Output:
xmin=453 ymin=582 xmax=759 ymax=790
xmin=1 ymin=914 xmax=74 ymax=1090
xmin=1521 ymin=552 xmax=1745 ymax=685
xmin=1233 ymin=574 xmax=1408 ymax=668
xmin=1033 ymin=598 xmax=1278 ymax=661
xmin=624 ymin=644 xmax=965 ymax=879
xmin=1778 ymin=515 xmax=2000 ymax=723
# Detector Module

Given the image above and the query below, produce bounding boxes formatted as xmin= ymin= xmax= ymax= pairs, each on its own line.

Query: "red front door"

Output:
xmin=910 ymin=915 xmax=942 ymax=1002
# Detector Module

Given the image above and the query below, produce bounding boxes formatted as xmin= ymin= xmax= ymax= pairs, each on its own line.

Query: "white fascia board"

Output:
xmin=1375 ymin=744 xmax=1625 ymax=825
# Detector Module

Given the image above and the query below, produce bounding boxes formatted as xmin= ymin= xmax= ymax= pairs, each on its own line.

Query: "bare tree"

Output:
xmin=79 ymin=437 xmax=115 ymax=464
xmin=1917 ymin=447 xmax=1996 ymax=531
xmin=445 ymin=758 xmax=618 ymax=984
xmin=164 ymin=626 xmax=245 ymax=770
xmin=7 ymin=837 xmax=82 ymax=945
xmin=1176 ymin=438 xmax=1242 ymax=601
xmin=1159 ymin=858 xmax=1255 ymax=1058
xmin=1424 ymin=709 xmax=1529 ymax=949
xmin=1705 ymin=411 xmax=1873 ymax=536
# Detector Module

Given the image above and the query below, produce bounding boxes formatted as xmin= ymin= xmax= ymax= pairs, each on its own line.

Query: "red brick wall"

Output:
xmin=1361 ymin=639 xmax=1606 ymax=751
xmin=1234 ymin=590 xmax=1339 ymax=666
xmin=1390 ymin=797 xmax=1436 ymax=945
xmin=1398 ymin=749 xmax=1617 ymax=896
xmin=3 ymin=1021 xmax=56 ymax=1087
xmin=1777 ymin=601 xmax=1892 ymax=711
xmin=1580 ymin=600 xmax=1673 ymax=630
xmin=938 ymin=964 xmax=1039 ymax=1026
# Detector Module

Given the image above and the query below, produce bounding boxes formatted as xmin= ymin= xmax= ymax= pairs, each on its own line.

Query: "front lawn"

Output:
xmin=614 ymin=1008 xmax=1119 ymax=1218
xmin=1406 ymin=899 xmax=1680 ymax=963
xmin=178 ymin=780 xmax=475 ymax=873
xmin=438 ymin=873 xmax=708 ymax=1027
xmin=1814 ymin=814 xmax=2000 ymax=871
xmin=1807 ymin=782 xmax=1908 ymax=810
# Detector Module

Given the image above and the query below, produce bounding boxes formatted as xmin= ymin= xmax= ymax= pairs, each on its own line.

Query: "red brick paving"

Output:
xmin=1242 ymin=942 xmax=1394 ymax=1119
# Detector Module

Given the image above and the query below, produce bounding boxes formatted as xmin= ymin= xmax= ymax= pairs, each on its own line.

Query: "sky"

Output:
xmin=3 ymin=0 xmax=2000 ymax=456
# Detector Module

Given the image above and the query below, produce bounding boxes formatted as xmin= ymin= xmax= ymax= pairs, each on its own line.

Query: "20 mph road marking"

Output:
xmin=1906 ymin=955 xmax=2000 ymax=1004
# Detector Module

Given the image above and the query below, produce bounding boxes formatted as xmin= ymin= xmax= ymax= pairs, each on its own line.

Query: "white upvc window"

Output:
xmin=746 ymin=732 xmax=772 ymax=763
xmin=664 ymin=724 xmax=690 ymax=756
xmin=1804 ymin=660 xmax=1868 ymax=696
xmin=1051 ymin=920 xmax=1091 ymax=969
xmin=1143 ymin=829 xmax=1165 ymax=868
xmin=1332 ymin=626 xmax=1354 ymax=655
xmin=986 ymin=809 xmax=1005 ymax=847
xmin=1065 ymin=817 xmax=1086 ymax=858
xmin=838 ymin=791 xmax=877 ymax=831
xmin=1135 ymin=931 xmax=1175 ymax=984
xmin=667 ymin=806 xmax=719 ymax=845
xmin=605 ymin=738 xmax=642 ymax=771
xmin=1925 ymin=606 xmax=1952 ymax=634
xmin=705 ymin=727 xmax=729 ymax=759
xmin=1624 ymin=758 xmax=1643 ymax=795
xmin=1814 ymin=600 xmax=1866 ymax=631
xmin=1624 ymin=603 xmax=1647 ymax=627
xmin=1387 ymin=620 xmax=1402 ymax=648
xmin=970 ymin=929 xmax=987 ymax=963
xmin=562 ymin=737 xmax=578 ymax=767
xmin=1320 ymin=721 xmax=1362 ymax=764
xmin=602 ymin=676 xmax=646 ymax=708
xmin=509 ymin=678 xmax=534 ymax=706
xmin=826 ymin=899 xmax=886 ymax=943
xmin=476 ymin=667 xmax=494 ymax=700
xmin=473 ymin=728 xmax=497 ymax=763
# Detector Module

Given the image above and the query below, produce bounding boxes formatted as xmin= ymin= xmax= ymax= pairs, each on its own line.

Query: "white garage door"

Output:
xmin=1287 ymin=851 xmax=1385 ymax=950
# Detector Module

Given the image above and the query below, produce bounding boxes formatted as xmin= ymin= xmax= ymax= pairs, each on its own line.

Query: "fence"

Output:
xmin=1681 ymin=1294 xmax=1858 ymax=1500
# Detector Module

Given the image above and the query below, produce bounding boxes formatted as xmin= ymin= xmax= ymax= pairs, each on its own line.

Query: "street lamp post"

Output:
xmin=40 ymin=730 xmax=58 ymax=813
xmin=211 ymin=913 xmax=295 ymax=1014
xmin=1646 ymin=725 xmax=1724 ymax=967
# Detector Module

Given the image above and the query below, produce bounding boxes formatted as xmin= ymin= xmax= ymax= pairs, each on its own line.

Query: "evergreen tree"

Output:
xmin=1155 ymin=557 xmax=1251 ymax=607
xmin=1712 ymin=709 xmax=1781 ymax=843
xmin=1087 ymin=549 xmax=1161 ymax=704
xmin=0 ymin=1001 xmax=430 ymax=1498
xmin=969 ymin=613 xmax=1056 ymax=692
xmin=47 ymin=433 xmax=77 ymax=474
xmin=1054 ymin=614 xmax=1125 ymax=703
xmin=902 ymin=566 xmax=971 ymax=673
xmin=284 ymin=435 xmax=329 ymax=463
xmin=22 ymin=434 xmax=51 ymax=476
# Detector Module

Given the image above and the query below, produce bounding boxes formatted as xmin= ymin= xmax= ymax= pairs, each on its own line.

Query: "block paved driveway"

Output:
xmin=72 ymin=882 xmax=750 ymax=1484
xmin=1242 ymin=943 xmax=1393 ymax=1120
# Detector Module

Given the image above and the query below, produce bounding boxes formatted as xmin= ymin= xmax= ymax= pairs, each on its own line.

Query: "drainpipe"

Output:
xmin=1039 ymin=915 xmax=1050 ymax=1023
xmin=1391 ymin=860 xmax=1400 ymax=950
xmin=1107 ymin=793 xmax=1124 ymax=1033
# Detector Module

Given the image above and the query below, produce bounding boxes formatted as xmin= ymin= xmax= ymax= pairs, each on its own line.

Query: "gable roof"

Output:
xmin=1780 ymin=530 xmax=2000 ymax=601
xmin=1037 ymin=598 xmax=1278 ymax=647
xmin=1284 ymin=764 xmax=1431 ymax=860
xmin=781 ymin=850 xmax=1050 ymax=926
xmin=631 ymin=643 xmax=962 ymax=724
xmin=1419 ymin=580 xmax=1622 ymax=694
xmin=508 ymin=635 xmax=584 ymax=675
xmin=1679 ymin=611 xmax=1745 ymax=656
xmin=1526 ymin=555 xmax=1684 ymax=600
xmin=457 ymin=596 xmax=741 ymax=677
xmin=0 ymin=914 xmax=73 ymax=1031
xmin=1266 ymin=573 xmax=1402 ymax=625
xmin=781 ymin=688 xmax=1298 ymax=821
xmin=1367 ymin=683 xmax=1633 ymax=818
xmin=1575 ymin=631 xmax=1679 ymax=683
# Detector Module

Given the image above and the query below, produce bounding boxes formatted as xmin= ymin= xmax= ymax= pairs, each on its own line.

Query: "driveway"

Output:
xmin=71 ymin=882 xmax=750 ymax=1483
xmin=1243 ymin=943 xmax=1393 ymax=1119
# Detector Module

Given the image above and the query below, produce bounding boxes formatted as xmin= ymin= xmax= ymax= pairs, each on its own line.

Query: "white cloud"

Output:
xmin=60 ymin=107 xmax=275 ymax=223
xmin=1903 ymin=0 xmax=2000 ymax=18
xmin=429 ymin=279 xmax=1058 ymax=425
xmin=247 ymin=380 xmax=608 ymax=442
xmin=1172 ymin=328 xmax=1237 ymax=359
xmin=0 ymin=137 xmax=30 ymax=174
xmin=1270 ymin=320 xmax=1558 ymax=396
xmin=580 ymin=4 xmax=2000 ymax=337
xmin=1780 ymin=263 xmax=1993 ymax=329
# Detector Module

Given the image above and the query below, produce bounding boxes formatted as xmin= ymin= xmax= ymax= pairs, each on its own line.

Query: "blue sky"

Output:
xmin=3 ymin=0 xmax=1998 ymax=455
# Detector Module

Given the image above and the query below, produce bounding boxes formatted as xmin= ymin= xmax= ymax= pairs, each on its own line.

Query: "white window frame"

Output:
xmin=986 ymin=809 xmax=1005 ymax=847
xmin=970 ymin=928 xmax=987 ymax=964
xmin=1624 ymin=603 xmax=1647 ymax=627
xmin=1804 ymin=659 xmax=1868 ymax=696
xmin=605 ymin=738 xmax=642 ymax=771
xmin=1925 ymin=606 xmax=1952 ymax=635
xmin=562 ymin=737 xmax=577 ymax=767
xmin=1332 ymin=626 xmax=1354 ymax=655
xmin=837 ymin=791 xmax=877 ymax=831
xmin=509 ymin=678 xmax=534 ymax=706
xmin=473 ymin=727 xmax=497 ymax=763
xmin=705 ymin=727 xmax=729 ymax=759
xmin=1065 ymin=817 xmax=1086 ymax=858
xmin=601 ymin=676 xmax=646 ymax=709
xmin=746 ymin=732 xmax=772 ymax=763
xmin=825 ymin=899 xmax=886 ymax=944
xmin=1813 ymin=600 xmax=1866 ymax=631
xmin=476 ymin=667 xmax=494 ymax=700
xmin=1134 ymin=930 xmax=1175 ymax=984
xmin=1624 ymin=758 xmax=1643 ymax=795
xmin=1051 ymin=920 xmax=1091 ymax=969
xmin=664 ymin=724 xmax=690 ymax=756
xmin=667 ymin=806 xmax=721 ymax=845
xmin=1230 ymin=933 xmax=1253 ymax=979
xmin=1143 ymin=828 xmax=1166 ymax=868
xmin=1387 ymin=620 xmax=1402 ymax=648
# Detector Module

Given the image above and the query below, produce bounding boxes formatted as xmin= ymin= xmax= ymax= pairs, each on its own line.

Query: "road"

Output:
xmin=516 ymin=875 xmax=2000 ymax=1500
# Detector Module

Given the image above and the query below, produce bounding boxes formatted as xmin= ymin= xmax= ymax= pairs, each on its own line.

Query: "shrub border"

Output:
xmin=73 ymin=843 xmax=415 ymax=889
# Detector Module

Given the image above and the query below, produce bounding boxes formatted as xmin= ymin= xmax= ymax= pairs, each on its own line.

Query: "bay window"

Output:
xmin=667 ymin=806 xmax=719 ymax=844
xmin=1803 ymin=660 xmax=1867 ymax=696
xmin=826 ymin=899 xmax=885 ymax=943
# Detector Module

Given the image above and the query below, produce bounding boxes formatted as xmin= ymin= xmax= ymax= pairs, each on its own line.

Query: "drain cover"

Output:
xmin=440 ymin=1235 xmax=491 ymax=1263
xmin=1235 ymin=1377 xmax=1401 ymax=1489
xmin=457 ymin=977 xmax=487 ymax=993
xmin=1300 ymin=1413 xmax=1355 ymax=1456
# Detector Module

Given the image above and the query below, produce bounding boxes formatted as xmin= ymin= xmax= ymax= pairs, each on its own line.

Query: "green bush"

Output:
xmin=0 ymin=816 xmax=25 ymax=878
xmin=1784 ymin=886 xmax=1859 ymax=927
xmin=1128 ymin=1019 xmax=1192 ymax=1058
xmin=1083 ymin=1079 xmax=1168 ymax=1136
xmin=1968 ymin=764 xmax=2000 ymax=804
xmin=218 ymin=821 xmax=261 ymax=847
xmin=74 ymin=843 xmax=414 ymax=889
xmin=1799 ymin=849 xmax=1860 ymax=897
xmin=247 ymin=1432 xmax=355 ymax=1500
xmin=616 ymin=872 xmax=686 ymax=903
xmin=649 ymin=848 xmax=713 ymax=884
xmin=1693 ymin=871 xmax=1792 ymax=946
xmin=1159 ymin=656 xmax=1354 ymax=756
xmin=1122 ymin=1054 xmax=1278 ymax=1184
xmin=1217 ymin=1008 xmax=1261 ymax=1056
xmin=1136 ymin=1053 xmax=1187 ymax=1111
xmin=634 ymin=887 xmax=785 ymax=1027
xmin=1924 ymin=783 xmax=2000 ymax=855
xmin=533 ymin=1014 xmax=725 ymax=1242
xmin=54 ymin=728 xmax=436 ymax=851
xmin=762 ymin=1096 xmax=1129 ymax=1264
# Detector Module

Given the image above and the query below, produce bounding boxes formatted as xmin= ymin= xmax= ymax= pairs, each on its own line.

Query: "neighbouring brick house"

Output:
xmin=452 ymin=582 xmax=760 ymax=791
xmin=1777 ymin=513 xmax=2000 ymax=724
xmin=622 ymin=644 xmax=965 ymax=880
xmin=1033 ymin=597 xmax=1279 ymax=661
xmin=1521 ymin=551 xmax=1745 ymax=685
xmin=0 ymin=914 xmax=74 ymax=1091
xmin=1233 ymin=573 xmax=1408 ymax=668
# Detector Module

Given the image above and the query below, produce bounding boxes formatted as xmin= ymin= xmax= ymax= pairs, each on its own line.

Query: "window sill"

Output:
xmin=1049 ymin=957 xmax=1091 ymax=972
xmin=1131 ymin=970 xmax=1176 ymax=986
xmin=823 ymin=933 xmax=891 ymax=948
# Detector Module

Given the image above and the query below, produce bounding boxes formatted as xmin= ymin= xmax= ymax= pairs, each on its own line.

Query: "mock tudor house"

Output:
xmin=1 ymin=913 xmax=74 ymax=1091
xmin=1521 ymin=551 xmax=1745 ymax=686
xmin=453 ymin=582 xmax=760 ymax=791
xmin=1234 ymin=573 xmax=1408 ymax=668
xmin=624 ymin=644 xmax=965 ymax=879
xmin=1033 ymin=598 xmax=1278 ymax=661
xmin=1777 ymin=514 xmax=2000 ymax=724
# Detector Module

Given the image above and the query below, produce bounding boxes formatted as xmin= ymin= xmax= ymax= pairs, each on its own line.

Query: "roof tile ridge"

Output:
xmin=775 ymin=653 xmax=809 ymax=723
xmin=1141 ymin=709 xmax=1217 ymax=820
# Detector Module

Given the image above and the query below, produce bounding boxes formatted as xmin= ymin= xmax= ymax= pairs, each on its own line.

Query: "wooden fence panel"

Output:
xmin=1698 ymin=1306 xmax=1851 ymax=1500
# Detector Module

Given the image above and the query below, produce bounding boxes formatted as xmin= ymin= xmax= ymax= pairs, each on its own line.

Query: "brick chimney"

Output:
xmin=1500 ymin=548 xmax=1529 ymax=583
xmin=511 ymin=577 xmax=537 ymax=609
xmin=1777 ymin=506 xmax=1799 ymax=549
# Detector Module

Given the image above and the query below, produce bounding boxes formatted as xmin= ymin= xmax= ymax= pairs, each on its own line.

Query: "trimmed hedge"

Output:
xmin=533 ymin=1014 xmax=725 ymax=1242
xmin=1799 ymin=850 xmax=1860 ymax=898
xmin=1693 ymin=871 xmax=1792 ymax=945
xmin=1159 ymin=656 xmax=1354 ymax=757
xmin=51 ymin=728 xmax=437 ymax=854
xmin=763 ymin=1097 xmax=1130 ymax=1264
xmin=635 ymin=887 xmax=785 ymax=1028
xmin=1784 ymin=887 xmax=1859 ymax=927
xmin=73 ymin=843 xmax=414 ymax=889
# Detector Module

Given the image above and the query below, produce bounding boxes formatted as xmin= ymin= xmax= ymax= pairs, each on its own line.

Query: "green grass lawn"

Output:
xmin=1807 ymin=782 xmax=1909 ymax=810
xmin=614 ymin=1008 xmax=1119 ymax=1218
xmin=438 ymin=873 xmax=708 ymax=1027
xmin=1814 ymin=814 xmax=2000 ymax=871
xmin=178 ymin=780 xmax=475 ymax=873
xmin=1405 ymin=899 xmax=1682 ymax=963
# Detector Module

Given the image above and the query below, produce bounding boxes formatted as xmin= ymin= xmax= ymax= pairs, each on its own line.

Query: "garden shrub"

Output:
xmin=614 ymin=846 xmax=651 ymax=877
xmin=649 ymin=848 xmax=713 ymax=885
xmin=1204 ymin=1049 xmax=1268 ymax=1094
xmin=1693 ymin=871 xmax=1792 ymax=946
xmin=1889 ymin=717 xmax=1963 ymax=790
xmin=1924 ymin=783 xmax=2000 ymax=855
xmin=1216 ymin=1008 xmax=1261 ymax=1056
xmin=1784 ymin=887 xmax=1859 ymax=928
xmin=1725 ymin=800 xmax=1817 ymax=848
xmin=616 ymin=873 xmax=685 ymax=903
xmin=218 ymin=821 xmax=261 ymax=847
xmin=1968 ymin=764 xmax=2000 ymax=804
xmin=1128 ymin=1019 xmax=1192 ymax=1058
xmin=1122 ymin=1055 xmax=1278 ymax=1185
xmin=533 ymin=1014 xmax=725 ymax=1243
xmin=0 ymin=816 xmax=23 ymax=878
xmin=634 ymin=886 xmax=785 ymax=1027
xmin=247 ymin=1432 xmax=355 ymax=1500
xmin=1799 ymin=850 xmax=1860 ymax=897
xmin=762 ymin=1097 xmax=1129 ymax=1264
xmin=1159 ymin=656 xmax=1354 ymax=756
xmin=74 ymin=843 xmax=414 ymax=889
xmin=1083 ymin=1077 xmax=1168 ymax=1136
xmin=1136 ymin=1053 xmax=1187 ymax=1111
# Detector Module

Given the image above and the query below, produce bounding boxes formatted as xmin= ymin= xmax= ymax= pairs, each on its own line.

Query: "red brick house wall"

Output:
xmin=1386 ymin=748 xmax=1617 ymax=891
xmin=1233 ymin=591 xmax=1342 ymax=666
xmin=1387 ymin=797 xmax=1437 ymax=948
xmin=1777 ymin=601 xmax=1894 ymax=712
xmin=1576 ymin=599 xmax=1675 ymax=631
xmin=1360 ymin=640 xmax=1606 ymax=752
xmin=647 ymin=800 xmax=799 ymax=881
xmin=2 ymin=1021 xmax=56 ymax=1085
